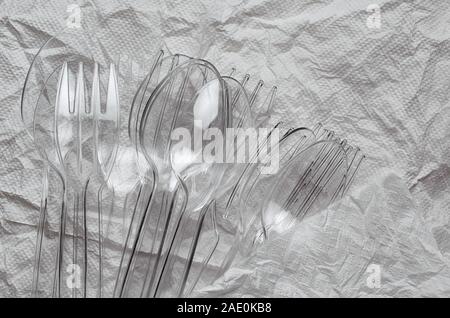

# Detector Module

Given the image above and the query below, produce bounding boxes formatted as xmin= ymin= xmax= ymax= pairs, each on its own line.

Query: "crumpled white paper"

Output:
xmin=1 ymin=0 xmax=450 ymax=297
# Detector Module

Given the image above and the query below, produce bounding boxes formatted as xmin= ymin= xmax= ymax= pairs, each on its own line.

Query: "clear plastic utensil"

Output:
xmin=120 ymin=59 xmax=229 ymax=298
xmin=241 ymin=140 xmax=348 ymax=257
xmin=110 ymin=53 xmax=194 ymax=297
xmin=20 ymin=44 xmax=52 ymax=297
xmin=153 ymin=63 xmax=230 ymax=298
xmin=22 ymin=25 xmax=100 ymax=298
xmin=53 ymin=61 xmax=121 ymax=297
xmin=191 ymin=126 xmax=316 ymax=290
xmin=128 ymin=72 xmax=258 ymax=297
xmin=95 ymin=52 xmax=182 ymax=298
xmin=86 ymin=52 xmax=173 ymax=298
xmin=31 ymin=52 xmax=159 ymax=298
xmin=193 ymin=141 xmax=347 ymax=297
xmin=33 ymin=64 xmax=73 ymax=297
xmin=168 ymin=75 xmax=255 ymax=297
xmin=199 ymin=139 xmax=344 ymax=297
xmin=209 ymin=75 xmax=256 ymax=200
xmin=113 ymin=57 xmax=199 ymax=296
xmin=311 ymin=123 xmax=365 ymax=197
xmin=22 ymin=2 xmax=148 ymax=296
xmin=342 ymin=146 xmax=365 ymax=194
xmin=176 ymin=76 xmax=286 ymax=297
xmin=31 ymin=59 xmax=118 ymax=298
xmin=177 ymin=77 xmax=280 ymax=296
xmin=120 ymin=72 xmax=253 ymax=298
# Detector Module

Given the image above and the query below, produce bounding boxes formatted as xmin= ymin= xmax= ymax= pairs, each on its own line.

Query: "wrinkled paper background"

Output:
xmin=1 ymin=0 xmax=450 ymax=297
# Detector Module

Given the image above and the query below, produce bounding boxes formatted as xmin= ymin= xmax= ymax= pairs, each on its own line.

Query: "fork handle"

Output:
xmin=52 ymin=183 xmax=67 ymax=298
xmin=31 ymin=163 xmax=49 ymax=297
xmin=67 ymin=183 xmax=89 ymax=298
xmin=76 ymin=182 xmax=90 ymax=298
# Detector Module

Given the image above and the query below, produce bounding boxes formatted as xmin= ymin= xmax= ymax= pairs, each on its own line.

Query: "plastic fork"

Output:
xmin=52 ymin=61 xmax=120 ymax=297
xmin=235 ymin=139 xmax=348 ymax=262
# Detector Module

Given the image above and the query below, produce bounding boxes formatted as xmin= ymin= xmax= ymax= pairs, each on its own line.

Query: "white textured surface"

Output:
xmin=1 ymin=0 xmax=450 ymax=297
